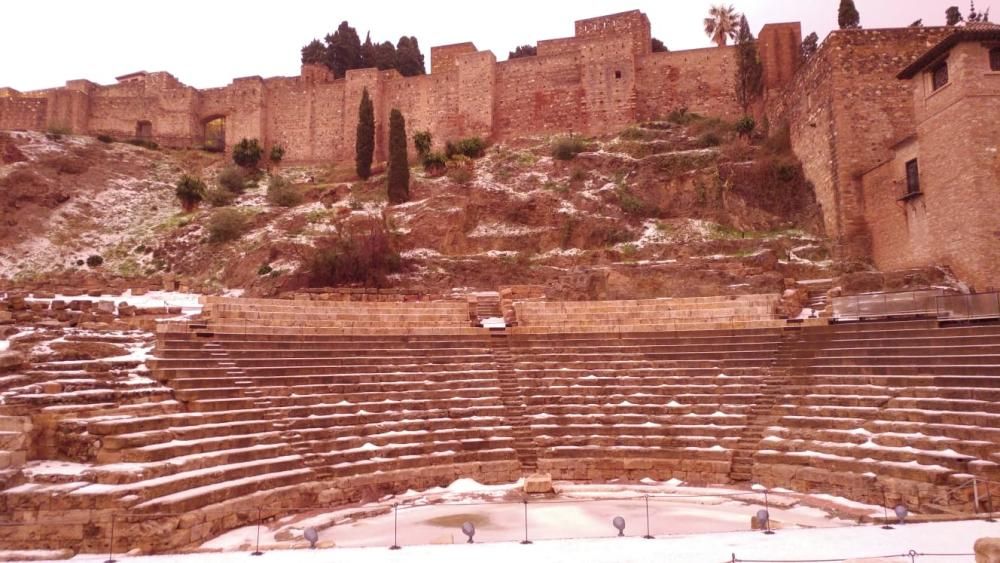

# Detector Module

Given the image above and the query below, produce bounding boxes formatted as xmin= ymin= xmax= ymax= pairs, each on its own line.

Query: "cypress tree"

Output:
xmin=735 ymin=15 xmax=764 ymax=114
xmin=386 ymin=108 xmax=410 ymax=204
xmin=355 ymin=88 xmax=374 ymax=180
xmin=838 ymin=0 xmax=861 ymax=29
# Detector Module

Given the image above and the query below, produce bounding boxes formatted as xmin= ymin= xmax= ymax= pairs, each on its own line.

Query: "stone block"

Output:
xmin=523 ymin=473 xmax=554 ymax=494
xmin=976 ymin=537 xmax=1000 ymax=563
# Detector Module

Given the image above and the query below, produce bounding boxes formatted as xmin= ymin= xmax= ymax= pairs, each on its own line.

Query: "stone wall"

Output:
xmin=0 ymin=11 xmax=800 ymax=163
xmin=769 ymin=27 xmax=954 ymax=262
xmin=861 ymin=40 xmax=1000 ymax=288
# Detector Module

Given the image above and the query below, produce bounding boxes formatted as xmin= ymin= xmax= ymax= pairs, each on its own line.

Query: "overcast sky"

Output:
xmin=1 ymin=0 xmax=966 ymax=91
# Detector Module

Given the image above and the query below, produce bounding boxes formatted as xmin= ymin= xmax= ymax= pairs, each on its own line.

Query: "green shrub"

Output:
xmin=446 ymin=156 xmax=473 ymax=185
xmin=267 ymin=175 xmax=303 ymax=207
xmin=569 ymin=167 xmax=588 ymax=183
xmin=736 ymin=115 xmax=756 ymax=139
xmin=698 ymin=132 xmax=722 ymax=147
xmin=205 ymin=187 xmax=236 ymax=207
xmin=270 ymin=144 xmax=285 ymax=164
xmin=444 ymin=137 xmax=486 ymax=159
xmin=175 ymin=175 xmax=207 ymax=212
xmin=207 ymin=208 xmax=249 ymax=243
xmin=86 ymin=255 xmax=104 ymax=268
xmin=96 ymin=134 xmax=114 ymax=143
xmin=666 ymin=107 xmax=701 ymax=125
xmin=217 ymin=166 xmax=248 ymax=194
xmin=127 ymin=138 xmax=159 ymax=150
xmin=305 ymin=218 xmax=401 ymax=286
xmin=257 ymin=264 xmax=273 ymax=276
xmin=422 ymin=151 xmax=448 ymax=176
xmin=232 ymin=138 xmax=262 ymax=169
xmin=552 ymin=135 xmax=588 ymax=161
xmin=413 ymin=130 xmax=433 ymax=157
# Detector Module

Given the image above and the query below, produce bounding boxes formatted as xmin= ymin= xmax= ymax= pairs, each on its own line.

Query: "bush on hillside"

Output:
xmin=207 ymin=208 xmax=249 ymax=243
xmin=444 ymin=137 xmax=486 ymax=159
xmin=232 ymin=138 xmax=262 ymax=169
xmin=306 ymin=218 xmax=401 ymax=286
xmin=217 ymin=166 xmax=248 ymax=193
xmin=413 ymin=130 xmax=433 ymax=158
xmin=422 ymin=151 xmax=447 ymax=176
xmin=267 ymin=175 xmax=303 ymax=207
xmin=552 ymin=135 xmax=588 ymax=160
xmin=175 ymin=175 xmax=207 ymax=212
xmin=205 ymin=187 xmax=236 ymax=207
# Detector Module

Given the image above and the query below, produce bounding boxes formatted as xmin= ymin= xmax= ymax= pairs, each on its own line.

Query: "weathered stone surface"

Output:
xmin=523 ymin=473 xmax=554 ymax=494
xmin=976 ymin=538 xmax=1000 ymax=563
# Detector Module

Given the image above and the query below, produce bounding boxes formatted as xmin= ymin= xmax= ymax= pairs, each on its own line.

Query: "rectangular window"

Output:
xmin=991 ymin=48 xmax=1000 ymax=72
xmin=905 ymin=159 xmax=920 ymax=195
xmin=931 ymin=62 xmax=949 ymax=91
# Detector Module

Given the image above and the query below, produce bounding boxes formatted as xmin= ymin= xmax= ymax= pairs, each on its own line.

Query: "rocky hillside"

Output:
xmin=0 ymin=116 xmax=838 ymax=300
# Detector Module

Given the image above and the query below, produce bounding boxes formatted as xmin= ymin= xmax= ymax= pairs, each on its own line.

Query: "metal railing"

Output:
xmin=832 ymin=289 xmax=1000 ymax=322
xmin=3 ymin=487 xmax=992 ymax=560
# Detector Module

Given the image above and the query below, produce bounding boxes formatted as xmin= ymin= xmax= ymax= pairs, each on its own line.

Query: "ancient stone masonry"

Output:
xmin=0 ymin=10 xmax=800 ymax=164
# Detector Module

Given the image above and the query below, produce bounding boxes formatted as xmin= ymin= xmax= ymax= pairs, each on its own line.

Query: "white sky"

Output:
xmin=0 ymin=0 xmax=963 ymax=91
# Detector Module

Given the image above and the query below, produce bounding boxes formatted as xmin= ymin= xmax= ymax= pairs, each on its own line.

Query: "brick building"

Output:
xmin=861 ymin=25 xmax=1000 ymax=289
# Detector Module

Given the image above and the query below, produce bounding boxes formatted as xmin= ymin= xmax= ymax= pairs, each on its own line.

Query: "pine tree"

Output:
xmin=945 ymin=6 xmax=963 ymax=25
xmin=374 ymin=41 xmax=397 ymax=70
xmin=301 ymin=39 xmax=326 ymax=66
xmin=508 ymin=45 xmax=538 ymax=59
xmin=734 ymin=14 xmax=764 ymax=114
xmin=324 ymin=21 xmax=362 ymax=78
xmin=395 ymin=37 xmax=426 ymax=76
xmin=651 ymin=38 xmax=669 ymax=53
xmin=386 ymin=109 xmax=410 ymax=204
xmin=359 ymin=32 xmax=376 ymax=69
xmin=355 ymin=88 xmax=375 ymax=180
xmin=838 ymin=0 xmax=861 ymax=29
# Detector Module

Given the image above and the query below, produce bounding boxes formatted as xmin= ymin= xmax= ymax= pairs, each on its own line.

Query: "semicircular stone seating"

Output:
xmin=0 ymin=292 xmax=998 ymax=554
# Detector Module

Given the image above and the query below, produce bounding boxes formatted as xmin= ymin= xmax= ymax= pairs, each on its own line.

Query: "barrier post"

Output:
xmin=390 ymin=503 xmax=401 ymax=550
xmin=881 ymin=489 xmax=894 ymax=530
xmin=104 ymin=513 xmax=117 ymax=563
xmin=520 ymin=499 xmax=532 ymax=545
xmin=251 ymin=507 xmax=263 ymax=556
xmin=763 ymin=490 xmax=774 ymax=535
xmin=643 ymin=495 xmax=653 ymax=539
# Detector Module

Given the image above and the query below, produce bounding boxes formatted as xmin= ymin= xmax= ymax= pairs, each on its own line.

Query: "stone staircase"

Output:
xmin=488 ymin=330 xmax=538 ymax=473
xmin=729 ymin=327 xmax=802 ymax=482
xmin=797 ymin=278 xmax=835 ymax=316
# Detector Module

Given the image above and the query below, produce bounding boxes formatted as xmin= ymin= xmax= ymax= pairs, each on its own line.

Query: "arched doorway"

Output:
xmin=202 ymin=116 xmax=225 ymax=152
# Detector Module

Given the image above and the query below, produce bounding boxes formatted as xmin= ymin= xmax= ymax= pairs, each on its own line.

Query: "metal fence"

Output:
xmin=0 ymin=487 xmax=993 ymax=561
xmin=832 ymin=289 xmax=1000 ymax=322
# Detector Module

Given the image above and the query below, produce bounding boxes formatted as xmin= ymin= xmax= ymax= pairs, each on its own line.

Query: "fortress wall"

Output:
xmin=758 ymin=23 xmax=801 ymax=91
xmin=494 ymin=52 xmax=584 ymax=137
xmin=770 ymin=27 xmax=953 ymax=259
xmin=87 ymin=79 xmax=199 ymax=146
xmin=575 ymin=9 xmax=650 ymax=58
xmin=635 ymin=47 xmax=739 ymax=121
xmin=578 ymin=37 xmax=638 ymax=134
xmin=430 ymin=43 xmax=477 ymax=74
xmin=383 ymin=71 xmax=460 ymax=157
xmin=0 ymin=96 xmax=47 ymax=131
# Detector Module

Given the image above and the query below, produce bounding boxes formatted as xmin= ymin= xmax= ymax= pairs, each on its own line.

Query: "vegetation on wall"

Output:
xmin=800 ymin=32 xmax=819 ymax=61
xmin=301 ymin=21 xmax=426 ymax=78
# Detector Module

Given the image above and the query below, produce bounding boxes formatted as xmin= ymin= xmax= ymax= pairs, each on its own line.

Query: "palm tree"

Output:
xmin=704 ymin=5 xmax=741 ymax=47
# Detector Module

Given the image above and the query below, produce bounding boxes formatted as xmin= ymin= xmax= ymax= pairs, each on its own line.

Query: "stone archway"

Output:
xmin=202 ymin=116 xmax=225 ymax=152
